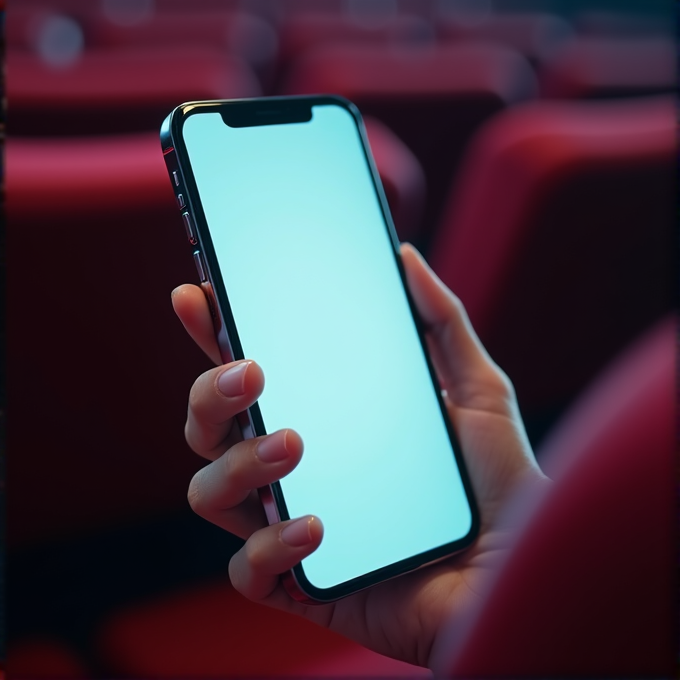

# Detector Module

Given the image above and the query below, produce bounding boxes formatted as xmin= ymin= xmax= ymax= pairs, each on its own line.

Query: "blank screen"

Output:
xmin=183 ymin=104 xmax=472 ymax=590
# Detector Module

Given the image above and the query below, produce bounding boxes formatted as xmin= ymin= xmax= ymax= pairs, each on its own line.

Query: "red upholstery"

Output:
xmin=363 ymin=116 xmax=426 ymax=242
xmin=90 ymin=10 xmax=278 ymax=73
xmin=7 ymin=639 xmax=90 ymax=678
xmin=5 ymin=6 xmax=70 ymax=51
xmin=285 ymin=42 xmax=536 ymax=243
xmin=428 ymin=96 xmax=675 ymax=410
xmin=284 ymin=42 xmax=536 ymax=107
xmin=6 ymin=2 xmax=95 ymax=48
xmin=8 ymin=47 xmax=260 ymax=135
xmin=438 ymin=11 xmax=573 ymax=64
xmin=6 ymin=124 xmax=419 ymax=547
xmin=279 ymin=12 xmax=433 ymax=65
xmin=96 ymin=579 xmax=430 ymax=677
xmin=7 ymin=133 xmax=207 ymax=547
xmin=539 ymin=36 xmax=675 ymax=99
xmin=434 ymin=315 xmax=676 ymax=678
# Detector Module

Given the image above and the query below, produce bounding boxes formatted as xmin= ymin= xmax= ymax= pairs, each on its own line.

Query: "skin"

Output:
xmin=171 ymin=244 xmax=550 ymax=669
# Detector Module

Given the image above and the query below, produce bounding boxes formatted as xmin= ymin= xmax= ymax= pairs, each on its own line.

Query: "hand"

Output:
xmin=171 ymin=244 xmax=549 ymax=669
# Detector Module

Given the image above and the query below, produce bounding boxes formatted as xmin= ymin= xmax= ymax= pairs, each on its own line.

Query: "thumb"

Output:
xmin=401 ymin=243 xmax=513 ymax=415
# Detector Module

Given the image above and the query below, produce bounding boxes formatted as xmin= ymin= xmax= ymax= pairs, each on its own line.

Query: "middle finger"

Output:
xmin=188 ymin=428 xmax=304 ymax=538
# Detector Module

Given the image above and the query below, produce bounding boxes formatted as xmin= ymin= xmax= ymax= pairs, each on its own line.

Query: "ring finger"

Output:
xmin=188 ymin=428 xmax=303 ymax=538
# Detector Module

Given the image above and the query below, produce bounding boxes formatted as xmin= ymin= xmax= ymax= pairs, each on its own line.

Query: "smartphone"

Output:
xmin=160 ymin=96 xmax=478 ymax=603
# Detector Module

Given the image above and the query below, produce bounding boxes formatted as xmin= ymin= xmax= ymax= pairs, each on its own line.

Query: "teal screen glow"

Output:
xmin=183 ymin=104 xmax=472 ymax=590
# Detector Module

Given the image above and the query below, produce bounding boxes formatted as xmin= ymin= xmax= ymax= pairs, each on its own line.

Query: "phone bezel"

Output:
xmin=161 ymin=95 xmax=480 ymax=603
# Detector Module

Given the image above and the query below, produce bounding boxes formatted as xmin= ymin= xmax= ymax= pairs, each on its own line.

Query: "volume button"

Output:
xmin=193 ymin=251 xmax=207 ymax=282
xmin=201 ymin=280 xmax=222 ymax=330
xmin=182 ymin=211 xmax=197 ymax=245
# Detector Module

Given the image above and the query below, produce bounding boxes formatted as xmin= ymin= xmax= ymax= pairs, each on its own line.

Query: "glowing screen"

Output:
xmin=183 ymin=104 xmax=472 ymax=590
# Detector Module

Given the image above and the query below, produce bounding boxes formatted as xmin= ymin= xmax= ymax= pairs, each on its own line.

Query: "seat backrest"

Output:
xmin=428 ymin=96 xmax=675 ymax=410
xmin=539 ymin=36 xmax=676 ymax=99
xmin=7 ymin=133 xmax=210 ymax=547
xmin=89 ymin=10 xmax=278 ymax=75
xmin=6 ymin=123 xmax=420 ymax=547
xmin=284 ymin=42 xmax=536 ymax=245
xmin=438 ymin=11 xmax=574 ymax=65
xmin=8 ymin=47 xmax=260 ymax=136
xmin=434 ymin=315 xmax=676 ymax=678
xmin=278 ymin=11 xmax=432 ymax=66
xmin=363 ymin=116 xmax=426 ymax=242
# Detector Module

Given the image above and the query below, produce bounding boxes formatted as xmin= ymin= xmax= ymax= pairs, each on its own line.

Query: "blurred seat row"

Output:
xmin=8 ymin=3 xmax=674 ymax=237
xmin=10 ymin=4 xmax=674 ymax=113
xmin=7 ymin=0 xmax=675 ymax=677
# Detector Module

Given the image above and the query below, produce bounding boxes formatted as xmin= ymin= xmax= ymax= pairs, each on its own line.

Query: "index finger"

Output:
xmin=171 ymin=283 xmax=222 ymax=365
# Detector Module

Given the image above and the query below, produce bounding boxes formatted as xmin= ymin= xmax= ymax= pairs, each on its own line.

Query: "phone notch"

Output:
xmin=220 ymin=100 xmax=313 ymax=128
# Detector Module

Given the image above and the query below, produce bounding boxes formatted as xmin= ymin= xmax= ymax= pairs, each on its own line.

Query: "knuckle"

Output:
xmin=224 ymin=439 xmax=261 ymax=490
xmin=187 ymin=376 xmax=207 ymax=417
xmin=187 ymin=368 xmax=221 ymax=421
xmin=184 ymin=420 xmax=197 ymax=451
xmin=447 ymin=290 xmax=464 ymax=313
xmin=493 ymin=366 xmax=517 ymax=401
xmin=222 ymin=445 xmax=246 ymax=488
xmin=187 ymin=471 xmax=206 ymax=514
xmin=244 ymin=532 xmax=269 ymax=572
xmin=444 ymin=288 xmax=468 ymax=321
xmin=228 ymin=553 xmax=246 ymax=593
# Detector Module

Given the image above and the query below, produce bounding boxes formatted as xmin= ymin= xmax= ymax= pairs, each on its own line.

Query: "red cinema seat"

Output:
xmin=6 ymin=133 xmax=208 ymax=547
xmin=284 ymin=42 xmax=536 ymax=245
xmin=96 ymin=579 xmax=430 ymax=678
xmin=428 ymin=96 xmax=675 ymax=413
xmin=433 ymin=315 xmax=675 ymax=678
xmin=5 ymin=6 xmax=82 ymax=51
xmin=539 ymin=36 xmax=676 ymax=99
xmin=8 ymin=47 xmax=260 ymax=136
xmin=6 ymin=124 xmax=420 ymax=548
xmin=7 ymin=639 xmax=90 ymax=679
xmin=437 ymin=11 xmax=573 ymax=65
xmin=278 ymin=11 xmax=433 ymax=65
xmin=6 ymin=0 xmax=95 ymax=44
xmin=90 ymin=10 xmax=279 ymax=78
xmin=363 ymin=116 xmax=426 ymax=242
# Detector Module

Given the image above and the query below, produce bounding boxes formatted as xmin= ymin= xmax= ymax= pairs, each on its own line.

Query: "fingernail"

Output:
xmin=257 ymin=431 xmax=289 ymax=463
xmin=280 ymin=516 xmax=314 ymax=547
xmin=217 ymin=362 xmax=249 ymax=397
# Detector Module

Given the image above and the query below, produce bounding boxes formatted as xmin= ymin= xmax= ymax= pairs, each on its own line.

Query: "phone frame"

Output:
xmin=160 ymin=95 xmax=479 ymax=603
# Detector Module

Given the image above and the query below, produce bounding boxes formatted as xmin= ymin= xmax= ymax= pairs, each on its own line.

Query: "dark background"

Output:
xmin=5 ymin=0 xmax=676 ymax=676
